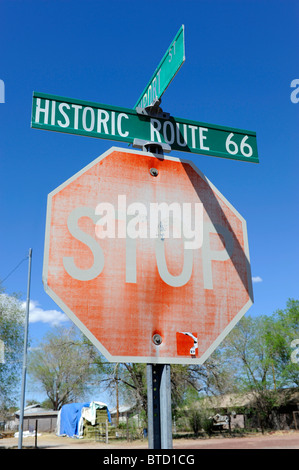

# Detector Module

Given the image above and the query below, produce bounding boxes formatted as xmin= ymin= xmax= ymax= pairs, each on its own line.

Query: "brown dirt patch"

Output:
xmin=1 ymin=430 xmax=298 ymax=450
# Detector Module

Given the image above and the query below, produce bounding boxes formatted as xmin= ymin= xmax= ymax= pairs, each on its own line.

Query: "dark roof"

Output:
xmin=15 ymin=404 xmax=58 ymax=418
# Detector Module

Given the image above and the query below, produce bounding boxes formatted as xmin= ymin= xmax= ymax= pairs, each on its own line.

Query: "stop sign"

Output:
xmin=43 ymin=147 xmax=253 ymax=364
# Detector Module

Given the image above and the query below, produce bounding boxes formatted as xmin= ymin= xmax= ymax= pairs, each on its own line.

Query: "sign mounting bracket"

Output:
xmin=132 ymin=138 xmax=171 ymax=154
xmin=135 ymin=98 xmax=170 ymax=120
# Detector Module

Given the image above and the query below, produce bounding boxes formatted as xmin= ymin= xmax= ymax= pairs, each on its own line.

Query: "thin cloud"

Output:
xmin=22 ymin=300 xmax=69 ymax=327
xmin=252 ymin=276 xmax=263 ymax=283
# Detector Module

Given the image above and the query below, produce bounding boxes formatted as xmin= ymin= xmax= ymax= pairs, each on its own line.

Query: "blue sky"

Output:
xmin=1 ymin=0 xmax=298 ymax=406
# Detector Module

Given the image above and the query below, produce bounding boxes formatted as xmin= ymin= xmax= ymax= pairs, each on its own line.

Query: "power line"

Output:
xmin=1 ymin=254 xmax=29 ymax=284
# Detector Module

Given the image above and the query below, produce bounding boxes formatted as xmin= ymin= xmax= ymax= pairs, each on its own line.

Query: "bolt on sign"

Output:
xmin=43 ymin=147 xmax=253 ymax=365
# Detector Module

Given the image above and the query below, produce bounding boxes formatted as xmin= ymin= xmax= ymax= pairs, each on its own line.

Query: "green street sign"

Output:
xmin=134 ymin=25 xmax=185 ymax=110
xmin=31 ymin=92 xmax=259 ymax=163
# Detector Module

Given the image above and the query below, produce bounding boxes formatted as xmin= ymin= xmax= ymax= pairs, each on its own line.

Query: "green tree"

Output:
xmin=188 ymin=408 xmax=201 ymax=436
xmin=28 ymin=325 xmax=107 ymax=409
xmin=269 ymin=299 xmax=299 ymax=387
xmin=220 ymin=315 xmax=280 ymax=430
xmin=188 ymin=401 xmax=214 ymax=436
xmin=104 ymin=360 xmax=234 ymax=424
xmin=99 ymin=363 xmax=194 ymax=419
xmin=0 ymin=292 xmax=26 ymax=415
xmin=220 ymin=300 xmax=299 ymax=430
xmin=222 ymin=315 xmax=277 ymax=390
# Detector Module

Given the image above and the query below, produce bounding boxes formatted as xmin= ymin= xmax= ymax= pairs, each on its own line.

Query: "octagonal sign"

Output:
xmin=43 ymin=147 xmax=253 ymax=364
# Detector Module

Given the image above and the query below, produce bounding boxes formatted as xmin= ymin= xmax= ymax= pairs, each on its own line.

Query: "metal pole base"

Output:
xmin=147 ymin=363 xmax=172 ymax=449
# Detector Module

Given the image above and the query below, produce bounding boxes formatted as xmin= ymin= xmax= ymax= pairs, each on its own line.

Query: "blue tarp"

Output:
xmin=58 ymin=402 xmax=90 ymax=438
xmin=57 ymin=401 xmax=111 ymax=438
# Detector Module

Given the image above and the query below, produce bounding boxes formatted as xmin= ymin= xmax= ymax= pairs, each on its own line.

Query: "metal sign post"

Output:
xmin=147 ymin=364 xmax=172 ymax=449
xmin=140 ymin=143 xmax=173 ymax=450
xmin=18 ymin=248 xmax=32 ymax=449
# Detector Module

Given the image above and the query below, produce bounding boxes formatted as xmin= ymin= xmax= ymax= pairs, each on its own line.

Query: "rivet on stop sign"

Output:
xmin=150 ymin=168 xmax=159 ymax=177
xmin=153 ymin=334 xmax=162 ymax=345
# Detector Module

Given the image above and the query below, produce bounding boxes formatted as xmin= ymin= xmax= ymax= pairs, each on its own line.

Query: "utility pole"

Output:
xmin=18 ymin=248 xmax=32 ymax=449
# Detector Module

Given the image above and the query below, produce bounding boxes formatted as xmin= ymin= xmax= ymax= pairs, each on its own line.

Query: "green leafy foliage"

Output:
xmin=0 ymin=292 xmax=26 ymax=414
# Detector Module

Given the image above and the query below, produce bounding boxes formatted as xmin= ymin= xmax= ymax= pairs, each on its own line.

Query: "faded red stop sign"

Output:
xmin=43 ymin=147 xmax=253 ymax=364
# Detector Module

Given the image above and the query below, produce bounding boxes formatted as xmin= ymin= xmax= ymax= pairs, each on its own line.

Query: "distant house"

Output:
xmin=201 ymin=388 xmax=299 ymax=430
xmin=14 ymin=404 xmax=58 ymax=433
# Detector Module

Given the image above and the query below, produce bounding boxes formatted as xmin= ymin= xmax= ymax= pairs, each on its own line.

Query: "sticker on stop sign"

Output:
xmin=43 ymin=147 xmax=253 ymax=364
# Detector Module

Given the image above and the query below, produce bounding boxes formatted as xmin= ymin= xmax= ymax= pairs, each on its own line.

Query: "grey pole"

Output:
xmin=147 ymin=363 xmax=173 ymax=449
xmin=18 ymin=248 xmax=32 ymax=449
xmin=147 ymin=364 xmax=160 ymax=449
xmin=139 ymin=140 xmax=173 ymax=450
xmin=160 ymin=364 xmax=172 ymax=449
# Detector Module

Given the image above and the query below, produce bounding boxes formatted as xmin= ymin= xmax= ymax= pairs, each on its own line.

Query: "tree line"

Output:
xmin=0 ymin=291 xmax=298 ymax=428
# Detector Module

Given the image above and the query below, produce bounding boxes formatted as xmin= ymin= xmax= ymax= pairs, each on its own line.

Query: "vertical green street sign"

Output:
xmin=134 ymin=25 xmax=185 ymax=110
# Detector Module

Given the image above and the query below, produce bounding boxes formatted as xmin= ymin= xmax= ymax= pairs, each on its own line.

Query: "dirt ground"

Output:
xmin=0 ymin=430 xmax=298 ymax=450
